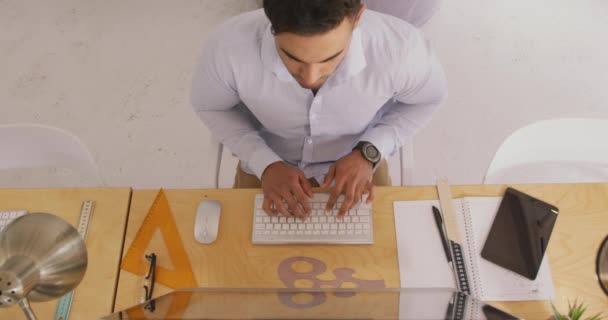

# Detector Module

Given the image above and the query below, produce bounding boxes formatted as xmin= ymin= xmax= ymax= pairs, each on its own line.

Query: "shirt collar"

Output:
xmin=261 ymin=25 xmax=367 ymax=86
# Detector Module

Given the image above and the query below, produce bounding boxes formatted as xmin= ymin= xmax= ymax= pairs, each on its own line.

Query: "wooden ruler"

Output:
xmin=54 ymin=200 xmax=95 ymax=320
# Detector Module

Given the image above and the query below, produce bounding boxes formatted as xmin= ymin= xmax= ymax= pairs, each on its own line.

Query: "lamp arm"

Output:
xmin=19 ymin=298 xmax=37 ymax=320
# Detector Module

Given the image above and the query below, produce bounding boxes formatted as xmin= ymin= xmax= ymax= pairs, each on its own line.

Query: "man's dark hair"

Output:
xmin=263 ymin=0 xmax=362 ymax=35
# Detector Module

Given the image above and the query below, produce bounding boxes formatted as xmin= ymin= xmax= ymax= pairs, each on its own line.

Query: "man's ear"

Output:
xmin=353 ymin=3 xmax=366 ymax=27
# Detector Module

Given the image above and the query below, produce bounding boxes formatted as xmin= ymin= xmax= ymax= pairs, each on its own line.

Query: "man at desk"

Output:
xmin=191 ymin=0 xmax=447 ymax=218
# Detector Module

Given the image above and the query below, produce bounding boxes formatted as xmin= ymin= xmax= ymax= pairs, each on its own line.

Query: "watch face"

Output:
xmin=365 ymin=145 xmax=379 ymax=158
xmin=364 ymin=144 xmax=380 ymax=162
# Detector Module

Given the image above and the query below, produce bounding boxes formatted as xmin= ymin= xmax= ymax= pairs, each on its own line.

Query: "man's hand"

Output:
xmin=321 ymin=151 xmax=375 ymax=217
xmin=261 ymin=161 xmax=313 ymax=218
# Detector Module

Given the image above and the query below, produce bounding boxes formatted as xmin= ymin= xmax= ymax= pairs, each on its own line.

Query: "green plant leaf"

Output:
xmin=587 ymin=312 xmax=605 ymax=320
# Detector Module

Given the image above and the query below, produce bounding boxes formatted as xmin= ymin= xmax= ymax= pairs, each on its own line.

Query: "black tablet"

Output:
xmin=481 ymin=187 xmax=559 ymax=280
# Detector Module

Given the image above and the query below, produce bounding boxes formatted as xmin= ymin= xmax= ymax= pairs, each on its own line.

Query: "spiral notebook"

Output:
xmin=393 ymin=198 xmax=555 ymax=301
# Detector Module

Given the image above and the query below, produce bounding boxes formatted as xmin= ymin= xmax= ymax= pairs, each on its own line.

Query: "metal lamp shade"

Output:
xmin=598 ymin=235 xmax=608 ymax=296
xmin=0 ymin=213 xmax=87 ymax=309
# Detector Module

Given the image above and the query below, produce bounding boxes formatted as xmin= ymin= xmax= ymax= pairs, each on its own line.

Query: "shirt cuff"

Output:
xmin=247 ymin=145 xmax=283 ymax=179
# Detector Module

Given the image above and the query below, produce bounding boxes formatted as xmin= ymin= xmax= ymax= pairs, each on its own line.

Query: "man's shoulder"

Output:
xmin=205 ymin=9 xmax=269 ymax=50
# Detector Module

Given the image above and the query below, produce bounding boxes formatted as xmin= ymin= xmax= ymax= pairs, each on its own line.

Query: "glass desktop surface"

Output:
xmin=103 ymin=288 xmax=521 ymax=320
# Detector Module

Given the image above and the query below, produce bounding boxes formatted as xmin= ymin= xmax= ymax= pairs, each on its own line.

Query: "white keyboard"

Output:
xmin=252 ymin=193 xmax=373 ymax=245
xmin=0 ymin=210 xmax=27 ymax=231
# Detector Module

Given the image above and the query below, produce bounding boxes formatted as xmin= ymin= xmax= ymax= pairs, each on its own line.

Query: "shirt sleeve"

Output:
xmin=358 ymin=27 xmax=448 ymax=159
xmin=191 ymin=41 xmax=282 ymax=179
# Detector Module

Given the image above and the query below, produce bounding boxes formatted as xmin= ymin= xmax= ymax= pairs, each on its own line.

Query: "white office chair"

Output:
xmin=364 ymin=0 xmax=443 ymax=28
xmin=483 ymin=118 xmax=608 ymax=184
xmin=0 ymin=123 xmax=103 ymax=188
xmin=214 ymin=141 xmax=412 ymax=188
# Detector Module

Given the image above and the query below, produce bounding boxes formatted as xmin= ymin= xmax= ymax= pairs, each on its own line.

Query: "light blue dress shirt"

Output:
xmin=191 ymin=9 xmax=447 ymax=182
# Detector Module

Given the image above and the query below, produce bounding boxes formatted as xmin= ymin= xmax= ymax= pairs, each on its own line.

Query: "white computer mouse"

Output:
xmin=194 ymin=200 xmax=221 ymax=244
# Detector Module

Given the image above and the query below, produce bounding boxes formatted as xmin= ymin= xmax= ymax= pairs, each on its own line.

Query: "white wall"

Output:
xmin=1 ymin=0 xmax=607 ymax=188
xmin=416 ymin=0 xmax=608 ymax=184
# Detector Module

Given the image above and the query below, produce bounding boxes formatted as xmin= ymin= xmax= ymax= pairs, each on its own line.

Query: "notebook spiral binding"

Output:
xmin=453 ymin=291 xmax=468 ymax=320
xmin=460 ymin=199 xmax=484 ymax=299
xmin=450 ymin=240 xmax=471 ymax=296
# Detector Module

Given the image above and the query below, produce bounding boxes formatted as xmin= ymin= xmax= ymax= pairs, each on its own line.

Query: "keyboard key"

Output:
xmin=255 ymin=224 xmax=265 ymax=230
xmin=357 ymin=209 xmax=370 ymax=216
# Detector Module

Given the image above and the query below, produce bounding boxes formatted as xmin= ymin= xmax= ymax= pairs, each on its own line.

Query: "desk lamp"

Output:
xmin=598 ymin=235 xmax=608 ymax=296
xmin=0 ymin=213 xmax=87 ymax=319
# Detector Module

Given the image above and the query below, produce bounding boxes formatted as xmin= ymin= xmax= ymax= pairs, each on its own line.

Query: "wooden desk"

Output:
xmin=115 ymin=185 xmax=608 ymax=319
xmin=0 ymin=188 xmax=132 ymax=320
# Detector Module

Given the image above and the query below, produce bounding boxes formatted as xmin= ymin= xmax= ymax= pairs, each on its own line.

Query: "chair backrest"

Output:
xmin=364 ymin=0 xmax=443 ymax=27
xmin=0 ymin=124 xmax=103 ymax=188
xmin=484 ymin=118 xmax=608 ymax=184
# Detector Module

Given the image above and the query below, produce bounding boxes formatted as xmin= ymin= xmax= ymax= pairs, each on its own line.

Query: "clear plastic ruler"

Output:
xmin=54 ymin=200 xmax=95 ymax=320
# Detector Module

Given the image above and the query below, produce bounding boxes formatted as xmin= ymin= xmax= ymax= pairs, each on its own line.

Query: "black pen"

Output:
xmin=433 ymin=205 xmax=453 ymax=263
xmin=433 ymin=206 xmax=461 ymax=292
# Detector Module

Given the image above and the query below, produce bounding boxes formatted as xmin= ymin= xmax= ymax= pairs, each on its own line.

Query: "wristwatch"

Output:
xmin=353 ymin=141 xmax=381 ymax=167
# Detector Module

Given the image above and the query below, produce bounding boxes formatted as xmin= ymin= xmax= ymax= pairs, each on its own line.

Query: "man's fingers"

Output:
xmin=322 ymin=164 xmax=336 ymax=188
xmin=298 ymin=174 xmax=314 ymax=199
xmin=338 ymin=182 xmax=358 ymax=217
xmin=326 ymin=180 xmax=344 ymax=212
xmin=262 ymin=195 xmax=277 ymax=216
xmin=270 ymin=194 xmax=291 ymax=217
xmin=354 ymin=185 xmax=365 ymax=207
xmin=280 ymin=190 xmax=304 ymax=217
xmin=366 ymin=182 xmax=375 ymax=203
xmin=292 ymin=184 xmax=312 ymax=216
